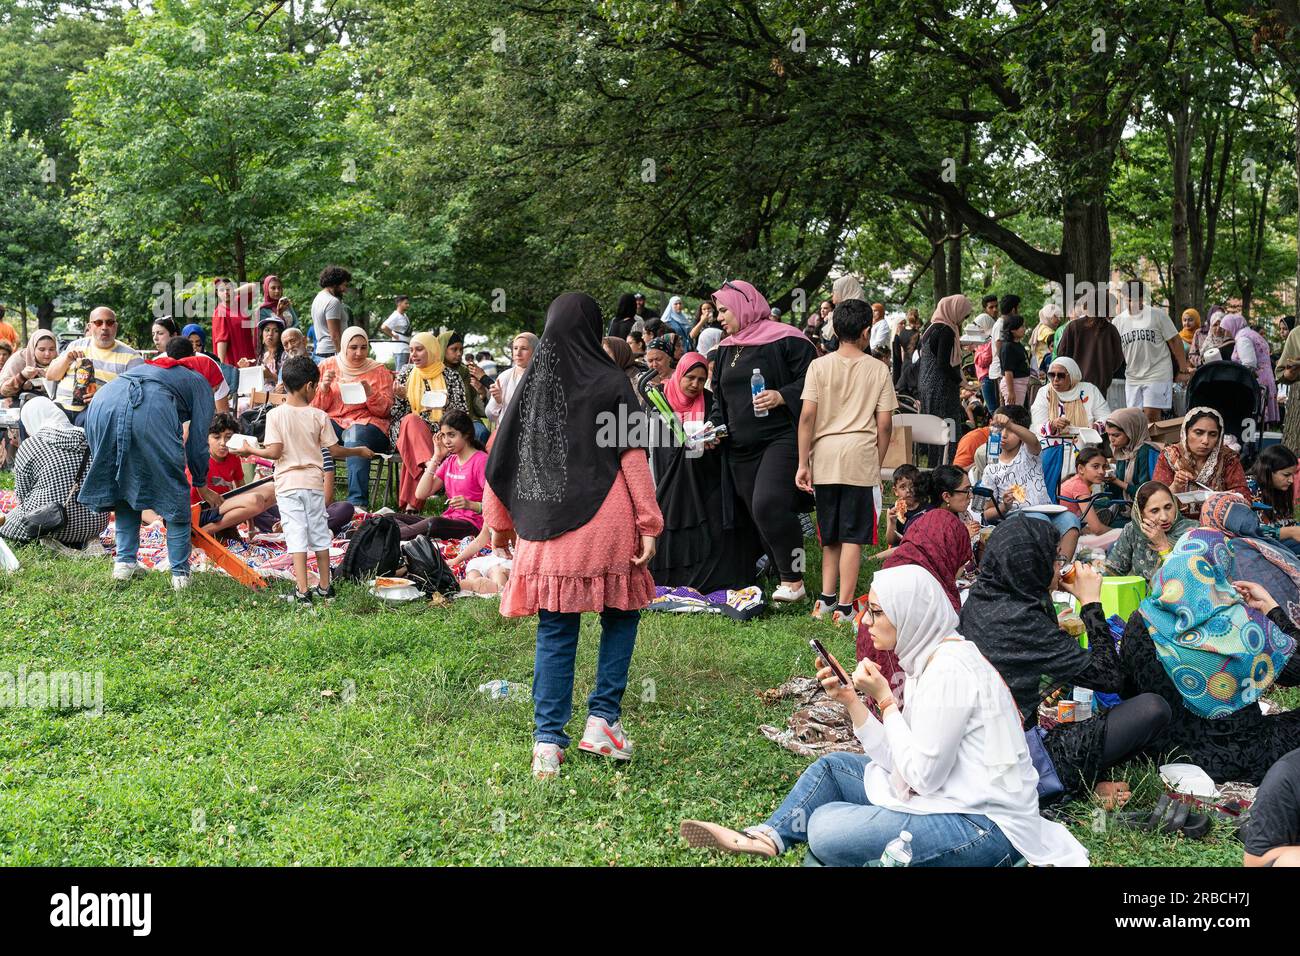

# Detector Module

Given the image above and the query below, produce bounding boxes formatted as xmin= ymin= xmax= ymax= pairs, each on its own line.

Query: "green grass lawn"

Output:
xmin=0 ymin=530 xmax=1266 ymax=867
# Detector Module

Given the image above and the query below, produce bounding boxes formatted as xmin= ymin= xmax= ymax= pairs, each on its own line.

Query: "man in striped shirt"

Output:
xmin=45 ymin=307 xmax=144 ymax=425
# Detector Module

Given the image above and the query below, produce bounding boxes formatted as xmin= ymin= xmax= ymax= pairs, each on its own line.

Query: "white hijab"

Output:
xmin=1046 ymin=356 xmax=1084 ymax=401
xmin=873 ymin=565 xmax=1025 ymax=793
xmin=20 ymin=397 xmax=68 ymax=437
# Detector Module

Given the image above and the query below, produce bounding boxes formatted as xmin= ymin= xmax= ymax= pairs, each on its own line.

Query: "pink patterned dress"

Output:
xmin=484 ymin=449 xmax=664 ymax=617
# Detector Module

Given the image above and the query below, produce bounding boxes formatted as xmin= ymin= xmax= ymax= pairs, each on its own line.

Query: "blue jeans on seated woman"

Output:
xmin=331 ymin=422 xmax=392 ymax=507
xmin=751 ymin=751 xmax=1023 ymax=867
xmin=114 ymin=506 xmax=191 ymax=575
xmin=1018 ymin=508 xmax=1082 ymax=540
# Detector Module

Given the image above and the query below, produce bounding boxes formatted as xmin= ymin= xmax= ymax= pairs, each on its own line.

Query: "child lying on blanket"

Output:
xmin=448 ymin=523 xmax=513 ymax=594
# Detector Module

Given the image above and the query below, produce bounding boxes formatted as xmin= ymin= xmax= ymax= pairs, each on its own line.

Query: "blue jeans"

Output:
xmin=331 ymin=421 xmax=392 ymax=507
xmin=114 ymin=506 xmax=192 ymax=575
xmin=980 ymin=375 xmax=1000 ymax=413
xmin=754 ymin=752 xmax=1022 ymax=867
xmin=533 ymin=608 xmax=639 ymax=747
xmin=1019 ymin=509 xmax=1082 ymax=539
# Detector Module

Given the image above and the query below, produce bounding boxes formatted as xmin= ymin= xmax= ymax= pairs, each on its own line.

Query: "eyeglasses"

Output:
xmin=721 ymin=280 xmax=752 ymax=304
xmin=1047 ymin=371 xmax=1069 ymax=380
xmin=90 ymin=320 xmax=116 ymax=327
xmin=862 ymin=603 xmax=885 ymax=624
xmin=951 ymin=486 xmax=973 ymax=497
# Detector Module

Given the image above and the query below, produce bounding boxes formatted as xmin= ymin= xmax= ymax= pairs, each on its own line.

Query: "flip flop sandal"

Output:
xmin=679 ymin=820 xmax=778 ymax=858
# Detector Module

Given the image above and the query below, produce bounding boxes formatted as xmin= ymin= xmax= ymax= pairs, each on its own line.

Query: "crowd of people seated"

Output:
xmin=5 ymin=271 xmax=1300 ymax=867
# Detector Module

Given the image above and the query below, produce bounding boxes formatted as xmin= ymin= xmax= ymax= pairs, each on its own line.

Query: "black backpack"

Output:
xmin=402 ymin=534 xmax=461 ymax=596
xmin=238 ymin=404 xmax=272 ymax=442
xmin=336 ymin=515 xmax=401 ymax=581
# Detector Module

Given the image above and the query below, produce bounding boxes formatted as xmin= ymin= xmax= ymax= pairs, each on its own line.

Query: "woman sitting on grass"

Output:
xmin=680 ymin=565 xmax=1088 ymax=866
xmin=1248 ymin=445 xmax=1300 ymax=555
xmin=1118 ymin=501 xmax=1300 ymax=784
xmin=959 ymin=518 xmax=1173 ymax=804
xmin=858 ymin=469 xmax=976 ymax=701
xmin=1153 ymin=407 xmax=1248 ymax=516
xmin=1104 ymin=481 xmax=1196 ymax=585
xmin=1104 ymin=408 xmax=1160 ymax=501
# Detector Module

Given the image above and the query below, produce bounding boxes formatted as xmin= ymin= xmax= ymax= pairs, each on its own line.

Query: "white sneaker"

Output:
xmin=171 ymin=574 xmax=191 ymax=592
xmin=578 ymin=716 xmax=633 ymax=761
xmin=111 ymin=562 xmax=142 ymax=582
xmin=531 ymin=743 xmax=564 ymax=779
xmin=771 ymin=582 xmax=807 ymax=604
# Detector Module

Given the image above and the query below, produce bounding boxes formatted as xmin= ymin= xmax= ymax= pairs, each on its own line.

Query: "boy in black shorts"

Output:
xmin=796 ymin=298 xmax=896 ymax=626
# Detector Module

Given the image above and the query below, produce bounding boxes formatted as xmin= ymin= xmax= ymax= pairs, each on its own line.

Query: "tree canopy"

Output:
xmin=0 ymin=0 xmax=1297 ymax=341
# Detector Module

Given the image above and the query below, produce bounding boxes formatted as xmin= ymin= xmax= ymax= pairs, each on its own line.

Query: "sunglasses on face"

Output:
xmin=1048 ymin=371 xmax=1068 ymax=379
xmin=721 ymin=280 xmax=752 ymax=305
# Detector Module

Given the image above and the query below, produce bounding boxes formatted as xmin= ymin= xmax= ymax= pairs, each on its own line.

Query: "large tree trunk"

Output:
xmin=1295 ymin=109 xmax=1300 ymax=311
xmin=1167 ymin=90 xmax=1196 ymax=322
xmin=1061 ymin=190 xmax=1112 ymax=315
xmin=944 ymin=202 xmax=961 ymax=298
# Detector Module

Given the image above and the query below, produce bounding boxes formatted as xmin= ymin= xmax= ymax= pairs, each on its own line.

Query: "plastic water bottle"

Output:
xmin=987 ymin=426 xmax=1003 ymax=458
xmin=751 ymin=368 xmax=768 ymax=418
xmin=478 ymin=680 xmax=526 ymax=700
xmin=880 ymin=829 xmax=913 ymax=867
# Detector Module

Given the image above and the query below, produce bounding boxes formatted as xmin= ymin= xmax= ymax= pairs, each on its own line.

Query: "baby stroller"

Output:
xmin=1184 ymin=361 xmax=1265 ymax=465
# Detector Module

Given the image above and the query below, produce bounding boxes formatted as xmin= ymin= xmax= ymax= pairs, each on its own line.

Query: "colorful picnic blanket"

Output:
xmin=648 ymin=585 xmax=765 ymax=620
xmin=0 ymin=492 xmax=488 ymax=586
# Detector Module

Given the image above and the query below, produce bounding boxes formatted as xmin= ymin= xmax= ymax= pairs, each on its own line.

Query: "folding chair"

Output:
xmin=891 ymin=413 xmax=953 ymax=468
xmin=369 ymin=450 xmax=401 ymax=511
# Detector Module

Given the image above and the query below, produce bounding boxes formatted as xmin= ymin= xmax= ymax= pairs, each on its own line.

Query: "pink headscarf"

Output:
xmin=259 ymin=275 xmax=281 ymax=314
xmin=1220 ymin=313 xmax=1279 ymax=421
xmin=929 ymin=294 xmax=971 ymax=366
xmin=713 ymin=280 xmax=810 ymax=348
xmin=664 ymin=352 xmax=708 ymax=420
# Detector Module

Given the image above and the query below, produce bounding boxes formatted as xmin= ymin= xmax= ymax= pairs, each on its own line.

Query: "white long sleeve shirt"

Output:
xmin=853 ymin=642 xmax=1088 ymax=866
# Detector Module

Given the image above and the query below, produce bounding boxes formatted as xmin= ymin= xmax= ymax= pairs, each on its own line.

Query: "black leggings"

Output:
xmin=1100 ymin=692 xmax=1172 ymax=767
xmin=728 ymin=435 xmax=804 ymax=580
xmin=392 ymin=512 xmax=479 ymax=542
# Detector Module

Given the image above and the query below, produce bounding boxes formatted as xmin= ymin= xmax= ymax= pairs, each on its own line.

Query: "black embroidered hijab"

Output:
xmin=958 ymin=516 xmax=1067 ymax=716
xmin=486 ymin=291 xmax=643 ymax=540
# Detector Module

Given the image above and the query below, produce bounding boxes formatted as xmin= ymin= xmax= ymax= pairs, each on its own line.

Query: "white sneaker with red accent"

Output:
xmin=578 ymin=716 xmax=633 ymax=761
xmin=531 ymin=743 xmax=564 ymax=779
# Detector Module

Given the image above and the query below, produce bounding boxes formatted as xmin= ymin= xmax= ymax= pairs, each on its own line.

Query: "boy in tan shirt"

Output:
xmin=796 ymin=299 xmax=896 ymax=624
xmin=251 ymin=355 xmax=373 ymax=604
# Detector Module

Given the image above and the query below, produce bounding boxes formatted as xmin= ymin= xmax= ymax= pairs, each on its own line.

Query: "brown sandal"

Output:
xmin=680 ymin=820 xmax=778 ymax=857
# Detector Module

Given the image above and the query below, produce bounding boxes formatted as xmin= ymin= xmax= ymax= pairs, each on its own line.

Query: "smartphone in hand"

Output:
xmin=809 ymin=638 xmax=850 ymax=687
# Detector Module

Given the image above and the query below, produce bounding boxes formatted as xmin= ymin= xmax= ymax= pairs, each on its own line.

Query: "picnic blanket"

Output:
xmin=0 ymin=492 xmax=490 ymax=586
xmin=648 ymin=585 xmax=765 ymax=620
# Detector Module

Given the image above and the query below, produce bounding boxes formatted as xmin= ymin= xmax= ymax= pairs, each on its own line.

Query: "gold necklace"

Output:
xmin=730 ymin=346 xmax=745 ymax=368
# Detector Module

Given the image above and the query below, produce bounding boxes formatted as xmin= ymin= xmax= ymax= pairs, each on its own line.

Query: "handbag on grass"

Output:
xmin=26 ymin=445 xmax=91 ymax=535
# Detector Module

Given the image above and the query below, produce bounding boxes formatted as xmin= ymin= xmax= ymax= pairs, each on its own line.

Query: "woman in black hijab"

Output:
xmin=485 ymin=292 xmax=665 ymax=780
xmin=958 ymin=517 xmax=1171 ymax=800
xmin=607 ymin=293 xmax=639 ymax=340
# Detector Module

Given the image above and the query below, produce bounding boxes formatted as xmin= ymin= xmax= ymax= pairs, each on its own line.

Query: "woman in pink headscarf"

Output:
xmin=916 ymin=294 xmax=971 ymax=461
xmin=707 ymin=279 xmax=817 ymax=603
xmin=1220 ymin=313 xmax=1280 ymax=425
xmin=254 ymin=274 xmax=299 ymax=329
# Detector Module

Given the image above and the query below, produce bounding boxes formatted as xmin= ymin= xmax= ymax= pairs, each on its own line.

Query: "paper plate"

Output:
xmin=1175 ymin=490 xmax=1210 ymax=504
xmin=1021 ymin=504 xmax=1068 ymax=515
